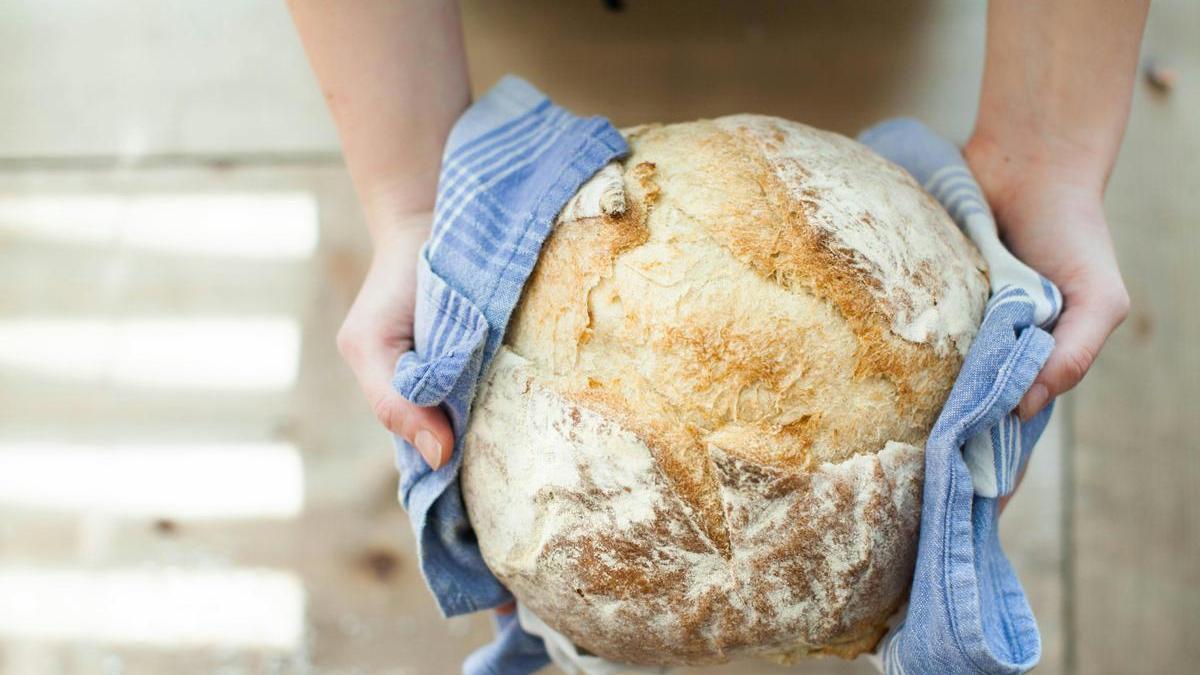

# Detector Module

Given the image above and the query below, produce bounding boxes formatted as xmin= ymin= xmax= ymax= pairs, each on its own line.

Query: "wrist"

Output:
xmin=963 ymin=129 xmax=1107 ymax=208
xmin=370 ymin=210 xmax=432 ymax=251
xmin=358 ymin=178 xmax=436 ymax=248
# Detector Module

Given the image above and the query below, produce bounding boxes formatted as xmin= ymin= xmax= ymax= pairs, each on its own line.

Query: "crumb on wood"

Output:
xmin=1144 ymin=59 xmax=1178 ymax=93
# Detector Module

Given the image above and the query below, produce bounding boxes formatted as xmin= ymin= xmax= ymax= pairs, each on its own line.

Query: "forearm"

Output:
xmin=287 ymin=0 xmax=470 ymax=244
xmin=969 ymin=0 xmax=1149 ymax=194
xmin=965 ymin=1 xmax=1143 ymax=422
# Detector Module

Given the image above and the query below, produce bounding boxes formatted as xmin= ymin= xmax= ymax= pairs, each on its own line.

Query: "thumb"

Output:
xmin=339 ymin=332 xmax=455 ymax=469
xmin=370 ymin=380 xmax=455 ymax=470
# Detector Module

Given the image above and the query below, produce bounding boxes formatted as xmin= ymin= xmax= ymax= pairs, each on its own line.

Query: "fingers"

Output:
xmin=494 ymin=601 xmax=516 ymax=616
xmin=1018 ymin=280 xmax=1129 ymax=421
xmin=337 ymin=322 xmax=455 ymax=470
xmin=334 ymin=214 xmax=454 ymax=470
xmin=373 ymin=387 xmax=454 ymax=470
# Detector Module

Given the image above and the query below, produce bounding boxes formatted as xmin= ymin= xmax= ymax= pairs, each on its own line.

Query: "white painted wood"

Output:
xmin=0 ymin=0 xmax=338 ymax=159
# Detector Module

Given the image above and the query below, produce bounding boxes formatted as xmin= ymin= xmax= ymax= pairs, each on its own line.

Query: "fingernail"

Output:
xmin=1018 ymin=383 xmax=1049 ymax=422
xmin=414 ymin=430 xmax=443 ymax=469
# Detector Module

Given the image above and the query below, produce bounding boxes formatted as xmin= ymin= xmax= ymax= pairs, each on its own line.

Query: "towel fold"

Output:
xmin=859 ymin=118 xmax=1059 ymax=675
xmin=391 ymin=75 xmax=627 ymax=631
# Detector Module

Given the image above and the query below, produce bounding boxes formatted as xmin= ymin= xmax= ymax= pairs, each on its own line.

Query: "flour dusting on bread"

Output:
xmin=462 ymin=115 xmax=989 ymax=666
xmin=714 ymin=115 xmax=986 ymax=355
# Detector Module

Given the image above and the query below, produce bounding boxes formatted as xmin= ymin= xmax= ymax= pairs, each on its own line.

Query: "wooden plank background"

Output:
xmin=0 ymin=1 xmax=1193 ymax=673
xmin=1071 ymin=2 xmax=1200 ymax=672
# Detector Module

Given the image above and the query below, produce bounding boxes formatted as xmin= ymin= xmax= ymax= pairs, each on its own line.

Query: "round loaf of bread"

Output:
xmin=461 ymin=115 xmax=989 ymax=666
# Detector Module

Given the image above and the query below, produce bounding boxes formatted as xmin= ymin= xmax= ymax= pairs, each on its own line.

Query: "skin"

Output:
xmin=287 ymin=1 xmax=1146 ymax=512
xmin=979 ymin=0 xmax=1148 ymax=509
xmin=287 ymin=0 xmax=468 ymax=470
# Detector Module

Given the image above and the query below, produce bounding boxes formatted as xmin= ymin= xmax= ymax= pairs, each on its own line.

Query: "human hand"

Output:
xmin=336 ymin=212 xmax=454 ymax=469
xmin=964 ymin=136 xmax=1130 ymax=423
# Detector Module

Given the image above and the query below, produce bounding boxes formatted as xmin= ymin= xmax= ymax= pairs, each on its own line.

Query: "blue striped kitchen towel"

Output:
xmin=858 ymin=118 xmax=1062 ymax=675
xmin=388 ymin=75 xmax=627 ymax=675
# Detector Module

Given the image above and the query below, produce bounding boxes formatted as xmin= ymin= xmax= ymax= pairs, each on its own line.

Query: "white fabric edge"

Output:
xmin=517 ymin=604 xmax=670 ymax=675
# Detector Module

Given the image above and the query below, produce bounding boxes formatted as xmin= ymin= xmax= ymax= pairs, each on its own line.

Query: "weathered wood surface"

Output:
xmin=1071 ymin=2 xmax=1200 ymax=673
xmin=2 ymin=1 xmax=1195 ymax=673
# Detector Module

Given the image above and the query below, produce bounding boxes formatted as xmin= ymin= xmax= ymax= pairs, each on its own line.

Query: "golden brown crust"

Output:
xmin=462 ymin=354 xmax=924 ymax=665
xmin=715 ymin=118 xmax=974 ymax=428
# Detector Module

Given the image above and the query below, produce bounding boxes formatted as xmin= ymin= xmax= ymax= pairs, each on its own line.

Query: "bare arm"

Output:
xmin=289 ymin=0 xmax=468 ymax=238
xmin=965 ymin=0 xmax=1148 ymax=420
xmin=288 ymin=0 xmax=470 ymax=467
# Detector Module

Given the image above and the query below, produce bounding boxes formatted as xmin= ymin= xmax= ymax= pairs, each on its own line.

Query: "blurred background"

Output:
xmin=0 ymin=1 xmax=1195 ymax=674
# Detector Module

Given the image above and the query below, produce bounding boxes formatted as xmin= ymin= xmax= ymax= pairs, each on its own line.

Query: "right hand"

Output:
xmin=336 ymin=212 xmax=454 ymax=469
xmin=964 ymin=135 xmax=1130 ymax=423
